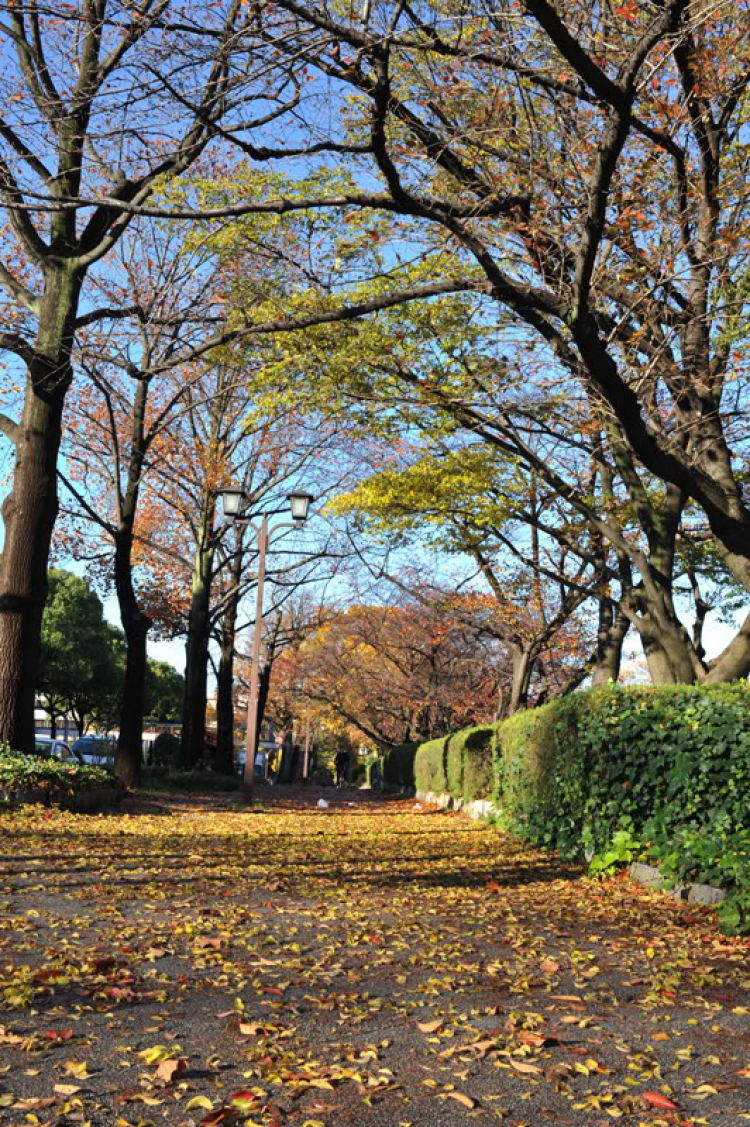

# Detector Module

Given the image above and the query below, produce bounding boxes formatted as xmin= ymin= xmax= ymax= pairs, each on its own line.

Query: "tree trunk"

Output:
xmin=591 ymin=603 xmax=629 ymax=686
xmin=214 ymin=548 xmax=243 ymax=776
xmin=0 ymin=269 xmax=80 ymax=753
xmin=508 ymin=645 xmax=535 ymax=714
xmin=641 ymin=630 xmax=698 ymax=685
xmin=113 ymin=377 xmax=153 ymax=788
xmin=179 ymin=510 xmax=215 ymax=769
xmin=214 ymin=612 xmax=236 ymax=775
xmin=115 ymin=598 xmax=150 ymax=787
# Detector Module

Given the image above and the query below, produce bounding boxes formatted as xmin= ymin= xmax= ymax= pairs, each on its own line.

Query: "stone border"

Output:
xmin=415 ymin=789 xmax=727 ymax=905
xmin=415 ymin=789 xmax=499 ymax=821
xmin=628 ymin=860 xmax=726 ymax=906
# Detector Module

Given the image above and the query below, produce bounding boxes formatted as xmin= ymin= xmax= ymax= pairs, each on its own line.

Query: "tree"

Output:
xmin=266 ymin=596 xmax=511 ymax=751
xmin=0 ymin=0 xmax=394 ymax=755
xmin=215 ymin=0 xmax=750 ymax=685
xmin=37 ymin=569 xmax=120 ymax=736
xmin=144 ymin=660 xmax=184 ymax=723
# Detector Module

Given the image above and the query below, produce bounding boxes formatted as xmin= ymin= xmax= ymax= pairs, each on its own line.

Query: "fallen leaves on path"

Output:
xmin=0 ymin=787 xmax=749 ymax=1127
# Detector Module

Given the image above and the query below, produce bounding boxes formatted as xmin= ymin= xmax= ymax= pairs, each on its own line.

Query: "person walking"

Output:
xmin=334 ymin=746 xmax=350 ymax=788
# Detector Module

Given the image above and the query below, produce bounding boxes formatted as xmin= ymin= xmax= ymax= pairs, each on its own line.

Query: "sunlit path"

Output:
xmin=1 ymin=789 xmax=748 ymax=1126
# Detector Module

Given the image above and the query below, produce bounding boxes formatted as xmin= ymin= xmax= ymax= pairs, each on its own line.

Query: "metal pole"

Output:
xmin=243 ymin=515 xmax=268 ymax=804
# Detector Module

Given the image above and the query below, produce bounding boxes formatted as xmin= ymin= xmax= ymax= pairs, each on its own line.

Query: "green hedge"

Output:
xmin=0 ymin=747 xmax=119 ymax=806
xmin=414 ymin=736 xmax=448 ymax=794
xmin=383 ymin=742 xmax=418 ymax=788
xmin=494 ymin=683 xmax=750 ymax=934
xmin=409 ymin=684 xmax=750 ymax=931
xmin=413 ymin=724 xmax=494 ymax=801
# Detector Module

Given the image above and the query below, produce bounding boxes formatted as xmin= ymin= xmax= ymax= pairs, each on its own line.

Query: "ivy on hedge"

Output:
xmin=410 ymin=684 xmax=750 ymax=933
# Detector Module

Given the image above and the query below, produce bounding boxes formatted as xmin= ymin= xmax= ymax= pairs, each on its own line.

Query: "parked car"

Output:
xmin=71 ymin=735 xmax=116 ymax=768
xmin=34 ymin=737 xmax=84 ymax=764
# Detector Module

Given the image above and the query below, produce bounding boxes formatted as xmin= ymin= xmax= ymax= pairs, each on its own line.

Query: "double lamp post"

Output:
xmin=219 ymin=486 xmax=314 ymax=803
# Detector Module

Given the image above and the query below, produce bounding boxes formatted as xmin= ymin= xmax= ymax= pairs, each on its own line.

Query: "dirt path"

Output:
xmin=1 ymin=787 xmax=749 ymax=1126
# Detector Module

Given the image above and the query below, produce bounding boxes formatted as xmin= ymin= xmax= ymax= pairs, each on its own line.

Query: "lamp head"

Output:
xmin=220 ymin=486 xmax=245 ymax=520
xmin=287 ymin=490 xmax=315 ymax=523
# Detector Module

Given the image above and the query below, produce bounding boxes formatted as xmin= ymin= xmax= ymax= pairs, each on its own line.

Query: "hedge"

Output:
xmin=413 ymin=724 xmax=494 ymax=801
xmin=495 ymin=683 xmax=750 ymax=934
xmin=383 ymin=742 xmax=418 ymax=788
xmin=0 ymin=746 xmax=123 ymax=811
xmin=409 ymin=684 xmax=750 ymax=932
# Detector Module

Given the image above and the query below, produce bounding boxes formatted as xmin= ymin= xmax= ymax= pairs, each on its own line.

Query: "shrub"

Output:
xmin=414 ymin=737 xmax=448 ymax=794
xmin=383 ymin=743 xmax=417 ymax=788
xmin=149 ymin=731 xmax=181 ymax=768
xmin=445 ymin=733 xmax=464 ymax=797
xmin=492 ymin=682 xmax=750 ymax=933
xmin=456 ymin=725 xmax=495 ymax=801
xmin=414 ymin=725 xmax=494 ymax=801
xmin=0 ymin=746 xmax=118 ymax=802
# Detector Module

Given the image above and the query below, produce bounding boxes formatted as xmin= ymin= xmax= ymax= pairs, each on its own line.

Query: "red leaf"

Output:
xmin=42 ymin=1029 xmax=74 ymax=1040
xmin=643 ymin=1091 xmax=679 ymax=1111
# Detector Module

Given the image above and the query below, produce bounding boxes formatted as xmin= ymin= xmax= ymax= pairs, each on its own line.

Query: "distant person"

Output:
xmin=334 ymin=747 xmax=350 ymax=788
xmin=370 ymin=757 xmax=383 ymax=791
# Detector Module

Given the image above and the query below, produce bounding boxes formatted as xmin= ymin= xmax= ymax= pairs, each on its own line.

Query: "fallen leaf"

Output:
xmin=155 ymin=1057 xmax=188 ymax=1082
xmin=642 ymin=1091 xmax=679 ymax=1111
xmin=446 ymin=1091 xmax=476 ymax=1109
xmin=509 ymin=1059 xmax=542 ymax=1075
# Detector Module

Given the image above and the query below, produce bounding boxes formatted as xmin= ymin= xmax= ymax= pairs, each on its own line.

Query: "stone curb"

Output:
xmin=415 ymin=789 xmax=499 ymax=821
xmin=415 ymin=790 xmax=727 ymax=907
xmin=628 ymin=860 xmax=726 ymax=906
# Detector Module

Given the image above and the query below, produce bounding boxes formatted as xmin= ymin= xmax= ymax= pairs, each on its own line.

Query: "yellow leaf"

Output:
xmin=446 ymin=1091 xmax=476 ymax=1109
xmin=417 ymin=1020 xmax=443 ymax=1033
xmin=185 ymin=1095 xmax=214 ymax=1110
xmin=54 ymin=1084 xmax=81 ymax=1096
xmin=64 ymin=1060 xmax=89 ymax=1078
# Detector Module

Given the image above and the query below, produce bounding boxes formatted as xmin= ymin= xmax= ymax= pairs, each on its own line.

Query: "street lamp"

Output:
xmin=220 ymin=486 xmax=315 ymax=803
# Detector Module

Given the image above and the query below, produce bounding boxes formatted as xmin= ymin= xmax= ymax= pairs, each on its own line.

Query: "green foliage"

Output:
xmin=0 ymin=746 xmax=115 ymax=797
xmin=414 ymin=736 xmax=448 ymax=794
xmin=383 ymin=743 xmax=418 ymax=788
xmin=37 ymin=570 xmax=122 ymax=730
xmin=414 ymin=725 xmax=494 ymax=801
xmin=145 ymin=661 xmax=184 ymax=722
xmin=492 ymin=683 xmax=750 ymax=933
xmin=329 ymin=447 xmax=521 ymax=548
xmin=588 ymin=828 xmax=640 ymax=876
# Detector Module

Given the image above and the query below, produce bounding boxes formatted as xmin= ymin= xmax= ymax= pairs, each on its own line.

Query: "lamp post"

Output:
xmin=220 ymin=487 xmax=314 ymax=803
